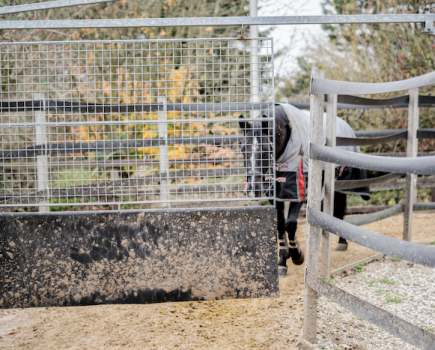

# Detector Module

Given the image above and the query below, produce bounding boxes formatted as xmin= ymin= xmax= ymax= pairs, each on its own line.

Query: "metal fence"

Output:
xmin=301 ymin=69 xmax=435 ymax=349
xmin=0 ymin=38 xmax=275 ymax=209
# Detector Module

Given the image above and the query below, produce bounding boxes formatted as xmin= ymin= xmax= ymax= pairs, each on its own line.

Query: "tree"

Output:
xmin=283 ymin=0 xmax=435 ymax=155
xmin=0 ymin=0 xmax=251 ymax=42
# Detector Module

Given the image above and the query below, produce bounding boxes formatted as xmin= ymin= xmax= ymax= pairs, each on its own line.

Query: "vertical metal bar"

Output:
xmin=34 ymin=93 xmax=49 ymax=212
xmin=270 ymin=39 xmax=276 ymax=204
xmin=158 ymin=96 xmax=169 ymax=207
xmin=302 ymin=68 xmax=325 ymax=345
xmin=403 ymin=87 xmax=419 ymax=241
xmin=319 ymin=94 xmax=337 ymax=278
xmin=250 ymin=0 xmax=259 ymax=118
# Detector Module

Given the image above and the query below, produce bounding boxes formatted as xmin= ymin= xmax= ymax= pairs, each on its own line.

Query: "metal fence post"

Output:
xmin=319 ymin=94 xmax=337 ymax=278
xmin=158 ymin=96 xmax=170 ymax=207
xmin=34 ymin=93 xmax=49 ymax=213
xmin=302 ymin=68 xmax=325 ymax=345
xmin=250 ymin=0 xmax=259 ymax=113
xmin=403 ymin=88 xmax=419 ymax=241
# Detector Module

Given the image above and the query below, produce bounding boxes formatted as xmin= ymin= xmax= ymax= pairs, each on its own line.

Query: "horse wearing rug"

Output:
xmin=239 ymin=104 xmax=370 ymax=277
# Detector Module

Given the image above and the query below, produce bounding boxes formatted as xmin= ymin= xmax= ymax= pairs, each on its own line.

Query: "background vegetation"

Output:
xmin=277 ymin=0 xmax=435 ymax=205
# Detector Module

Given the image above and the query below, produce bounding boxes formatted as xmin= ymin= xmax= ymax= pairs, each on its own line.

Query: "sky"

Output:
xmin=257 ymin=0 xmax=326 ymax=76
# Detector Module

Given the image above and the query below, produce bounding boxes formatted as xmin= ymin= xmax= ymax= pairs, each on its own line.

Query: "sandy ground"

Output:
xmin=1 ymin=212 xmax=434 ymax=350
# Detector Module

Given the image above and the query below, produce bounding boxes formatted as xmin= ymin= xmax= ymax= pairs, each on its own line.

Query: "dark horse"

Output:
xmin=239 ymin=104 xmax=370 ymax=277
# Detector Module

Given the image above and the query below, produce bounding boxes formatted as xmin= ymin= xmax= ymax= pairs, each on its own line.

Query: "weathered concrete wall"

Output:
xmin=0 ymin=206 xmax=278 ymax=308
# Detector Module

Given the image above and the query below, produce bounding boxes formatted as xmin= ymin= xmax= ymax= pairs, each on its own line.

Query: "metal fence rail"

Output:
xmin=306 ymin=273 xmax=435 ymax=350
xmin=309 ymin=207 xmax=435 ymax=268
xmin=0 ymin=38 xmax=275 ymax=208
xmin=310 ymin=143 xmax=435 ymax=175
xmin=0 ymin=13 xmax=433 ymax=30
xmin=302 ymin=69 xmax=435 ymax=349
xmin=0 ymin=0 xmax=117 ymax=15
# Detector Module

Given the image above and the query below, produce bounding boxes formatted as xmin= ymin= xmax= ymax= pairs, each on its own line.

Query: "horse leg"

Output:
xmin=275 ymin=201 xmax=289 ymax=277
xmin=285 ymin=201 xmax=304 ymax=265
xmin=334 ymin=191 xmax=348 ymax=251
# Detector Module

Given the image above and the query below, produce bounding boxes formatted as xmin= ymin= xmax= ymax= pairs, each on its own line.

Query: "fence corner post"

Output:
xmin=403 ymin=87 xmax=419 ymax=241
xmin=302 ymin=68 xmax=325 ymax=345
xmin=34 ymin=93 xmax=49 ymax=213
xmin=320 ymin=94 xmax=337 ymax=278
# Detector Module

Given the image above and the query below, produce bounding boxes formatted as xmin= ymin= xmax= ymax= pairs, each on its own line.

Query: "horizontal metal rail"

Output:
xmin=0 ymin=100 xmax=273 ymax=115
xmin=307 ymin=207 xmax=435 ymax=268
xmin=0 ymin=136 xmax=244 ymax=160
xmin=310 ymin=143 xmax=435 ymax=175
xmin=345 ymin=204 xmax=404 ymax=226
xmin=306 ymin=273 xmax=435 ymax=350
xmin=0 ymin=184 xmax=242 ymax=202
xmin=0 ymin=0 xmax=116 ymax=15
xmin=354 ymin=128 xmax=435 ymax=138
xmin=371 ymin=175 xmax=435 ymax=191
xmin=337 ymin=131 xmax=408 ymax=146
xmin=311 ymin=71 xmax=435 ymax=95
xmin=368 ymin=152 xmax=435 ymax=157
xmin=299 ymin=201 xmax=435 ymax=216
xmin=413 ymin=202 xmax=435 ymax=211
xmin=338 ymin=94 xmax=435 ymax=108
xmin=2 ymin=96 xmax=435 ymax=114
xmin=335 ymin=172 xmax=403 ymax=191
xmin=0 ymin=14 xmax=432 ymax=30
xmin=0 ymin=156 xmax=242 ymax=170
xmin=0 ymin=118 xmax=258 ymax=128
xmin=290 ymin=95 xmax=435 ymax=110
xmin=417 ymin=128 xmax=435 ymax=139
xmin=338 ymin=94 xmax=410 ymax=106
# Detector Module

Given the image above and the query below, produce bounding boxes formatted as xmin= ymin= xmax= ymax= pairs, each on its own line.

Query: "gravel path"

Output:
xmin=316 ymin=257 xmax=435 ymax=350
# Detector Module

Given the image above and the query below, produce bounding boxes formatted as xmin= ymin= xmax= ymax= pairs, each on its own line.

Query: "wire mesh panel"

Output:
xmin=0 ymin=38 xmax=274 ymax=209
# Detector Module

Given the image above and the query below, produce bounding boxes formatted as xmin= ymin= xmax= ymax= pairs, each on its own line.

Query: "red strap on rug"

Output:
xmin=298 ymin=158 xmax=305 ymax=200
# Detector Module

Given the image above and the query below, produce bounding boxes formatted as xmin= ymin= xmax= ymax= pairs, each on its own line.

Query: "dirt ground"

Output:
xmin=1 ymin=212 xmax=434 ymax=350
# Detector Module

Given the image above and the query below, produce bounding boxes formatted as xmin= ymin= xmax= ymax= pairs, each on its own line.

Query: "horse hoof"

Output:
xmin=292 ymin=251 xmax=304 ymax=265
xmin=278 ymin=266 xmax=288 ymax=277
xmin=335 ymin=243 xmax=348 ymax=251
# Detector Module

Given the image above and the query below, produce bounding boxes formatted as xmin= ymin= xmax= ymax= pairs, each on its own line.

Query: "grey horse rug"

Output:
xmin=274 ymin=103 xmax=370 ymax=202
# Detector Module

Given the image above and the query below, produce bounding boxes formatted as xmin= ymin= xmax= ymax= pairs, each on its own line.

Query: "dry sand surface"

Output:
xmin=1 ymin=212 xmax=434 ymax=350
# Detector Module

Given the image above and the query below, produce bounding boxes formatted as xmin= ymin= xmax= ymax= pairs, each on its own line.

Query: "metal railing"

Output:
xmin=0 ymin=14 xmax=433 ymax=30
xmin=301 ymin=69 xmax=435 ymax=349
xmin=0 ymin=38 xmax=275 ymax=210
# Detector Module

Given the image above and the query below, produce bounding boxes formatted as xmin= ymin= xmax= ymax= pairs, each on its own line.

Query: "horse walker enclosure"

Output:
xmin=302 ymin=70 xmax=435 ymax=349
xmin=1 ymin=4 xmax=435 ymax=349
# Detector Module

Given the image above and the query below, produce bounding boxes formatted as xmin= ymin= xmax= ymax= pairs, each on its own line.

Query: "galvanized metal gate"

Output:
xmin=0 ymin=37 xmax=279 ymax=308
xmin=0 ymin=38 xmax=275 ymax=210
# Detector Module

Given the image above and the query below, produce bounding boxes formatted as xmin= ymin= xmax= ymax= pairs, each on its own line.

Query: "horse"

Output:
xmin=239 ymin=104 xmax=370 ymax=277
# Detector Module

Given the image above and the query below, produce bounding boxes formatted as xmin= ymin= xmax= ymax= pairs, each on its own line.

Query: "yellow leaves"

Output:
xmin=205 ymin=27 xmax=213 ymax=32
xmin=143 ymin=131 xmax=158 ymax=139
xmin=139 ymin=147 xmax=159 ymax=155
xmin=193 ymin=122 xmax=206 ymax=131
xmin=80 ymin=125 xmax=89 ymax=141
xmin=168 ymin=146 xmax=189 ymax=160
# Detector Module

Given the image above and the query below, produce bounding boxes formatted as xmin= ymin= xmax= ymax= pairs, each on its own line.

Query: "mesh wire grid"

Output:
xmin=0 ymin=38 xmax=275 ymax=209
